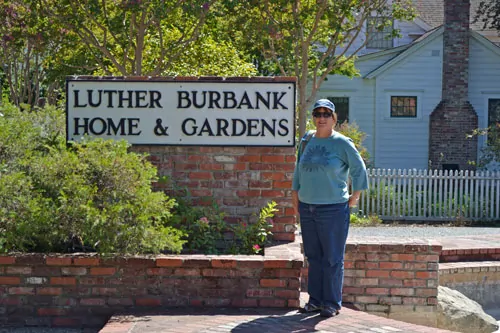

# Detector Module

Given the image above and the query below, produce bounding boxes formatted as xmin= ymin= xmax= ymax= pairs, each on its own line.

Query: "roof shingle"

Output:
xmin=414 ymin=0 xmax=495 ymax=31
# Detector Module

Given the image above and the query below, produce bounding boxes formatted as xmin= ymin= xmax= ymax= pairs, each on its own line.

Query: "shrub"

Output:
xmin=0 ymin=172 xmax=54 ymax=252
xmin=229 ymin=201 xmax=276 ymax=255
xmin=0 ymin=104 xmax=185 ymax=254
xmin=167 ymin=195 xmax=277 ymax=255
xmin=168 ymin=197 xmax=228 ymax=254
xmin=349 ymin=211 xmax=382 ymax=226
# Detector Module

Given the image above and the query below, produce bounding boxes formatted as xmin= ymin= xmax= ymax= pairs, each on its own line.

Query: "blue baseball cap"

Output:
xmin=313 ymin=99 xmax=335 ymax=113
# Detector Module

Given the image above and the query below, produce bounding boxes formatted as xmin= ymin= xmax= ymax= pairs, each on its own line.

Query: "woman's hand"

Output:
xmin=348 ymin=191 xmax=361 ymax=208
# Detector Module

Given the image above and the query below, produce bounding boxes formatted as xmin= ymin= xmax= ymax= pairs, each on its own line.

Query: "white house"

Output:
xmin=316 ymin=0 xmax=500 ymax=170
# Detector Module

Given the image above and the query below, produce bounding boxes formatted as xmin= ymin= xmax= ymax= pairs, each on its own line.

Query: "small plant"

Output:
xmin=168 ymin=196 xmax=277 ymax=255
xmin=168 ymin=197 xmax=227 ymax=254
xmin=229 ymin=201 xmax=277 ymax=255
xmin=350 ymin=211 xmax=382 ymax=226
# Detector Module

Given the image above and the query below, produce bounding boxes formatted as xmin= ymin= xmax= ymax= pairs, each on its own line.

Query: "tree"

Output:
xmin=0 ymin=0 xmax=66 ymax=106
xmin=163 ymin=35 xmax=257 ymax=77
xmin=26 ymin=0 xmax=257 ymax=79
xmin=225 ymin=0 xmax=416 ymax=137
xmin=0 ymin=0 xmax=256 ymax=105
xmin=474 ymin=1 xmax=500 ymax=31
xmin=33 ymin=0 xmax=217 ymax=76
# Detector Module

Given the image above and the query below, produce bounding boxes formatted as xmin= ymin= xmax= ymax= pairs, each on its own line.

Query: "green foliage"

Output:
xmin=0 ymin=103 xmax=65 ymax=170
xmin=32 ymin=0 xmax=258 ymax=77
xmin=219 ymin=0 xmax=416 ymax=137
xmin=168 ymin=197 xmax=277 ymax=255
xmin=164 ymin=35 xmax=257 ymax=77
xmin=229 ymin=201 xmax=277 ymax=255
xmin=168 ymin=197 xmax=228 ymax=254
xmin=1 ymin=0 xmax=259 ymax=105
xmin=349 ymin=211 xmax=382 ymax=226
xmin=0 ymin=1 xmax=70 ymax=106
xmin=470 ymin=124 xmax=500 ymax=169
xmin=0 ymin=103 xmax=185 ymax=254
xmin=0 ymin=172 xmax=54 ymax=252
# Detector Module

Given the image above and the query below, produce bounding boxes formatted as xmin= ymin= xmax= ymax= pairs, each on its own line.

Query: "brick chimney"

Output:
xmin=428 ymin=0 xmax=478 ymax=171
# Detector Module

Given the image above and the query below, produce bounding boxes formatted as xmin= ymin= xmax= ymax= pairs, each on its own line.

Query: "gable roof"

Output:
xmin=362 ymin=26 xmax=500 ymax=79
xmin=356 ymin=43 xmax=411 ymax=62
xmin=363 ymin=26 xmax=443 ymax=79
xmin=414 ymin=0 xmax=494 ymax=32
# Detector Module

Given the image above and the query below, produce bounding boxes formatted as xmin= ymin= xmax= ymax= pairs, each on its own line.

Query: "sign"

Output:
xmin=66 ymin=78 xmax=296 ymax=146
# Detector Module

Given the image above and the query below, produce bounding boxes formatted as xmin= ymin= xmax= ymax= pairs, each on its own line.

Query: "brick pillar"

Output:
xmin=428 ymin=0 xmax=477 ymax=170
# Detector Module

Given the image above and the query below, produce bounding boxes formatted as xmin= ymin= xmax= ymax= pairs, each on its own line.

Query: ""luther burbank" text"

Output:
xmin=72 ymin=89 xmax=289 ymax=110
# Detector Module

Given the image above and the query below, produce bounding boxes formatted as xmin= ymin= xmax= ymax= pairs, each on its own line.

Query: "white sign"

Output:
xmin=66 ymin=79 xmax=296 ymax=146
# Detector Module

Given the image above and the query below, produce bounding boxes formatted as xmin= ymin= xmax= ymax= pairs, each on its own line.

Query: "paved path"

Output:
xmin=434 ymin=233 xmax=500 ymax=250
xmin=349 ymin=226 xmax=500 ymax=239
xmin=99 ymin=305 xmax=457 ymax=333
xmin=349 ymin=227 xmax=500 ymax=250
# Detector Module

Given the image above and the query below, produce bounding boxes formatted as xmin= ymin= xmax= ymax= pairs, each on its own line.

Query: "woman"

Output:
xmin=292 ymin=99 xmax=368 ymax=317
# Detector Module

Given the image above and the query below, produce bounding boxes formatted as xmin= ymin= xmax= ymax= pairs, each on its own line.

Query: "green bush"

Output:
xmin=0 ymin=103 xmax=281 ymax=255
xmin=167 ymin=196 xmax=277 ymax=255
xmin=229 ymin=201 xmax=276 ymax=255
xmin=168 ymin=197 xmax=228 ymax=254
xmin=0 ymin=172 xmax=54 ymax=252
xmin=349 ymin=211 xmax=382 ymax=226
xmin=0 ymin=104 xmax=185 ymax=254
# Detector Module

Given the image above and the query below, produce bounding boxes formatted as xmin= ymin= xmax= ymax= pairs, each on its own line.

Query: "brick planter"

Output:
xmin=0 ymin=241 xmax=303 ymax=328
xmin=1 ymin=234 xmax=454 ymax=330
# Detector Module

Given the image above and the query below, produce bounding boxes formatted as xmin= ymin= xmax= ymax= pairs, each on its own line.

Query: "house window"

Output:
xmin=328 ymin=97 xmax=349 ymax=124
xmin=366 ymin=17 xmax=393 ymax=49
xmin=390 ymin=96 xmax=417 ymax=117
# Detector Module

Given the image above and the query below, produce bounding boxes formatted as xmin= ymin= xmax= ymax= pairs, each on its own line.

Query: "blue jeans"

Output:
xmin=299 ymin=201 xmax=350 ymax=310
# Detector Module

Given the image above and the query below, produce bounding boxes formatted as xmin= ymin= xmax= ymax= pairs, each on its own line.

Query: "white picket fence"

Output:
xmin=359 ymin=169 xmax=500 ymax=221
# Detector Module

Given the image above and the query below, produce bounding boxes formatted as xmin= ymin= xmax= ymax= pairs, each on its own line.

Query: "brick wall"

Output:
xmin=132 ymin=145 xmax=297 ymax=242
xmin=301 ymin=238 xmax=442 ymax=327
xmin=344 ymin=240 xmax=442 ymax=327
xmin=0 ymin=241 xmax=303 ymax=328
xmin=441 ymin=247 xmax=500 ymax=262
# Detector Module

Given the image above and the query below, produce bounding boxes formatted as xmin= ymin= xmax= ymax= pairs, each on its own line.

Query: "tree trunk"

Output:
xmin=297 ymin=77 xmax=308 ymax=139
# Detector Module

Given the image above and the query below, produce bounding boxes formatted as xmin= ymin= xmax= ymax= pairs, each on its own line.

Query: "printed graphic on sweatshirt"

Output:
xmin=301 ymin=145 xmax=330 ymax=172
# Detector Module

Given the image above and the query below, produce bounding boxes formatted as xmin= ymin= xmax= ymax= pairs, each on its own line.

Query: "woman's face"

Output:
xmin=312 ymin=107 xmax=336 ymax=129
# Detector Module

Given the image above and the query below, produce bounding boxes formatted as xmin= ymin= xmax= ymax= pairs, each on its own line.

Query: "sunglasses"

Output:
xmin=312 ymin=111 xmax=333 ymax=118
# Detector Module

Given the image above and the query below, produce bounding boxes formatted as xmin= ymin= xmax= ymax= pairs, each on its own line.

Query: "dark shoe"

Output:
xmin=320 ymin=306 xmax=339 ymax=317
xmin=299 ymin=302 xmax=322 ymax=313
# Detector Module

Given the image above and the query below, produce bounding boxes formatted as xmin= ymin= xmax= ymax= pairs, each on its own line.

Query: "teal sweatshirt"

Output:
xmin=292 ymin=131 xmax=368 ymax=205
